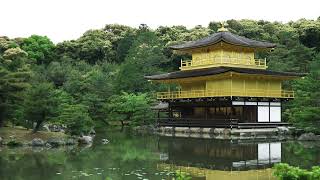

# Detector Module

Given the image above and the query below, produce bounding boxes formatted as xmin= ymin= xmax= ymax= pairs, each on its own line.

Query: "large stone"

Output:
xmin=46 ymin=138 xmax=65 ymax=147
xmin=298 ymin=133 xmax=320 ymax=141
xmin=102 ymin=139 xmax=109 ymax=144
xmin=202 ymin=133 xmax=211 ymax=139
xmin=164 ymin=127 xmax=173 ymax=132
xmin=240 ymin=132 xmax=252 ymax=137
xmin=223 ymin=129 xmax=231 ymax=135
xmin=213 ymin=128 xmax=224 ymax=134
xmin=190 ymin=133 xmax=201 ymax=138
xmin=174 ymin=132 xmax=189 ymax=138
xmin=89 ymin=128 xmax=96 ymax=135
xmin=41 ymin=124 xmax=51 ymax=132
xmin=65 ymin=138 xmax=77 ymax=145
xmin=78 ymin=136 xmax=93 ymax=144
xmin=202 ymin=128 xmax=213 ymax=134
xmin=277 ymin=127 xmax=290 ymax=134
xmin=190 ymin=128 xmax=202 ymax=133
xmin=174 ymin=127 xmax=190 ymax=133
xmin=31 ymin=138 xmax=45 ymax=146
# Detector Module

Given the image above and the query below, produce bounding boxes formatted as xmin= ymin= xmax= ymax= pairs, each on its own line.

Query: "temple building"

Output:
xmin=145 ymin=25 xmax=301 ymax=128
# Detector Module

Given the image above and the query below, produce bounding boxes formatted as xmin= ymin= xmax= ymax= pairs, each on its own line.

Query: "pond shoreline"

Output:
xmin=0 ymin=127 xmax=81 ymax=148
xmin=134 ymin=125 xmax=320 ymax=142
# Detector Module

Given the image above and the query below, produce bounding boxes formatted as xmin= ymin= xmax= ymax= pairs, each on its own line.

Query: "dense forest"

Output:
xmin=1 ymin=19 xmax=320 ymax=134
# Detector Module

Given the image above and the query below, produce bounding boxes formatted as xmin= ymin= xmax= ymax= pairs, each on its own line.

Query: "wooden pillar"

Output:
xmin=242 ymin=104 xmax=245 ymax=123
xmin=205 ymin=106 xmax=208 ymax=120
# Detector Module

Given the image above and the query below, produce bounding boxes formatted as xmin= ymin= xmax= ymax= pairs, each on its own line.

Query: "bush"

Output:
xmin=173 ymin=170 xmax=192 ymax=180
xmin=273 ymin=163 xmax=320 ymax=180
xmin=7 ymin=140 xmax=23 ymax=147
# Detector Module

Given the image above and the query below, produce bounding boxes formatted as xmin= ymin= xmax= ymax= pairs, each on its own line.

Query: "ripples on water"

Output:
xmin=0 ymin=128 xmax=320 ymax=180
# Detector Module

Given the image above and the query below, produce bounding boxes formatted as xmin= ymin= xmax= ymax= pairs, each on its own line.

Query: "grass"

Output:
xmin=0 ymin=126 xmax=68 ymax=142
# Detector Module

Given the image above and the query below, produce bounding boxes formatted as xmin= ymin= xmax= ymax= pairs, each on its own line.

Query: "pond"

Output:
xmin=1 ymin=128 xmax=320 ymax=180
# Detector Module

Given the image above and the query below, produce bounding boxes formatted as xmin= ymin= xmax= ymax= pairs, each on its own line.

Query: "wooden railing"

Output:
xmin=180 ymin=57 xmax=267 ymax=70
xmin=156 ymin=89 xmax=294 ymax=100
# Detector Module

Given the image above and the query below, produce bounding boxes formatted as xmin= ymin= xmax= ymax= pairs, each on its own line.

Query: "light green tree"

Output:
xmin=20 ymin=35 xmax=55 ymax=64
xmin=105 ymin=92 xmax=153 ymax=127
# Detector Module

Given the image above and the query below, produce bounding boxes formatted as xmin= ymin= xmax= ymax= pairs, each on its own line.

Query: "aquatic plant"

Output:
xmin=273 ymin=163 xmax=320 ymax=180
xmin=172 ymin=170 xmax=192 ymax=180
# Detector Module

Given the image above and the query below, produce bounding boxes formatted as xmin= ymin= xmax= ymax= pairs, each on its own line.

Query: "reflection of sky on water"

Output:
xmin=233 ymin=142 xmax=281 ymax=168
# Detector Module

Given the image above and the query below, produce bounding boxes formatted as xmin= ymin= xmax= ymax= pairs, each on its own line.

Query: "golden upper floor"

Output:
xmin=145 ymin=67 xmax=301 ymax=100
xmin=170 ymin=30 xmax=275 ymax=71
xmin=145 ymin=29 xmax=301 ymax=100
xmin=155 ymin=72 xmax=295 ymax=100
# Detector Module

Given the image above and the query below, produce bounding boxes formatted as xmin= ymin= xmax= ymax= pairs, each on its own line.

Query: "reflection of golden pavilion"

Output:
xmin=146 ymin=24 xmax=302 ymax=128
xmin=158 ymin=137 xmax=281 ymax=172
xmin=157 ymin=163 xmax=275 ymax=180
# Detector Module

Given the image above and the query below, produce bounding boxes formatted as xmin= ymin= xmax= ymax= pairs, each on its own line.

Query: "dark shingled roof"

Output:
xmin=145 ymin=67 xmax=302 ymax=80
xmin=170 ymin=31 xmax=276 ymax=50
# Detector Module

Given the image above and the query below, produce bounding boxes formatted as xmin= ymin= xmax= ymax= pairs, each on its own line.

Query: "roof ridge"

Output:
xmin=170 ymin=31 xmax=276 ymax=50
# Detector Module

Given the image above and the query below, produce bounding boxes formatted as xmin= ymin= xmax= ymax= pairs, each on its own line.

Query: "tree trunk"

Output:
xmin=0 ymin=108 xmax=4 ymax=127
xmin=120 ymin=120 xmax=124 ymax=127
xmin=33 ymin=112 xmax=45 ymax=133
xmin=33 ymin=121 xmax=43 ymax=133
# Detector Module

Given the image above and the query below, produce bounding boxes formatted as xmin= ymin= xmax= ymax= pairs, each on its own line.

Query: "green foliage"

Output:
xmin=6 ymin=140 xmax=23 ymax=147
xmin=105 ymin=92 xmax=153 ymax=126
xmin=273 ymin=163 xmax=320 ymax=180
xmin=76 ymin=29 xmax=113 ymax=64
xmin=1 ymin=20 xmax=320 ymax=132
xmin=20 ymin=35 xmax=55 ymax=64
xmin=58 ymin=104 xmax=93 ymax=135
xmin=116 ymin=31 xmax=168 ymax=92
xmin=22 ymin=82 xmax=59 ymax=132
xmin=46 ymin=61 xmax=69 ymax=86
xmin=286 ymin=55 xmax=320 ymax=133
xmin=0 ymin=41 xmax=31 ymax=126
xmin=173 ymin=170 xmax=192 ymax=180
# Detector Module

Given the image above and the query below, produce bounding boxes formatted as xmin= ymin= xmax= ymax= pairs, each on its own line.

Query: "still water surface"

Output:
xmin=1 ymin=128 xmax=320 ymax=180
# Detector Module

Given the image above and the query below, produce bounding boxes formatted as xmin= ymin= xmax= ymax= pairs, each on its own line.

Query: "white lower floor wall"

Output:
xmin=257 ymin=102 xmax=281 ymax=122
xmin=232 ymin=101 xmax=282 ymax=122
xmin=270 ymin=106 xmax=281 ymax=122
xmin=258 ymin=106 xmax=269 ymax=122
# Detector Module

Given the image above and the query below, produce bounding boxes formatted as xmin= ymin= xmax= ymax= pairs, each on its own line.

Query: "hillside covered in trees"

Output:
xmin=1 ymin=19 xmax=320 ymax=134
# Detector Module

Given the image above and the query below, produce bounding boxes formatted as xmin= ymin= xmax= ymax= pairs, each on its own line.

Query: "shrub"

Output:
xmin=273 ymin=163 xmax=320 ymax=180
xmin=173 ymin=170 xmax=192 ymax=180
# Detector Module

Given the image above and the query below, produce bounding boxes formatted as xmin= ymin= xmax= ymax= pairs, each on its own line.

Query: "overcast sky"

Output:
xmin=1 ymin=0 xmax=319 ymax=43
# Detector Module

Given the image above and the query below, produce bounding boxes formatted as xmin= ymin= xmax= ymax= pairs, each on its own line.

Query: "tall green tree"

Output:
xmin=20 ymin=35 xmax=55 ymax=64
xmin=58 ymin=104 xmax=93 ymax=135
xmin=105 ymin=92 xmax=153 ymax=127
xmin=0 ymin=39 xmax=31 ymax=127
xmin=23 ymin=82 xmax=59 ymax=132
xmin=286 ymin=54 xmax=320 ymax=133
xmin=116 ymin=31 xmax=168 ymax=93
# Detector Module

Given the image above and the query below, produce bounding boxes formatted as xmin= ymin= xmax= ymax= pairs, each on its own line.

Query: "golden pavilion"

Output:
xmin=145 ymin=25 xmax=301 ymax=128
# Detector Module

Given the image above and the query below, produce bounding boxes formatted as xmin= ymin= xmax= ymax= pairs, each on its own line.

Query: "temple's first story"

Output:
xmin=155 ymin=98 xmax=287 ymax=128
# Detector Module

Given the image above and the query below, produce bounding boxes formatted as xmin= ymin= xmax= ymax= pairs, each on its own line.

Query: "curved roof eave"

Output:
xmin=170 ymin=32 xmax=277 ymax=50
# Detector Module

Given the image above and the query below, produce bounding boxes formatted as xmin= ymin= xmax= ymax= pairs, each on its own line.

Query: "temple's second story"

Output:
xmin=171 ymin=27 xmax=275 ymax=71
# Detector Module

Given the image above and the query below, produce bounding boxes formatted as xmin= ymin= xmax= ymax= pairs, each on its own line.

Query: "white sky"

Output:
xmin=1 ymin=0 xmax=319 ymax=43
